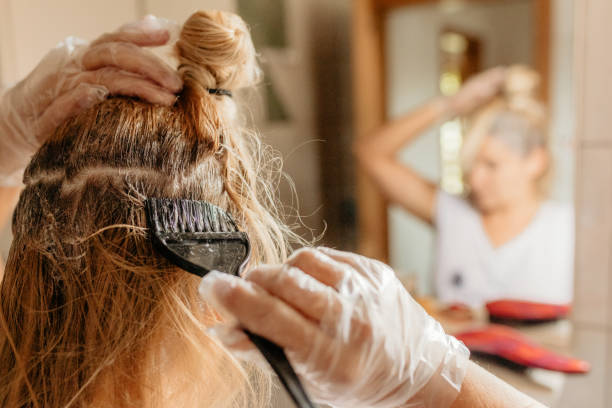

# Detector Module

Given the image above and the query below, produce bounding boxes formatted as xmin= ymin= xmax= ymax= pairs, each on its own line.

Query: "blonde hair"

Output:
xmin=0 ymin=10 xmax=294 ymax=407
xmin=461 ymin=65 xmax=551 ymax=196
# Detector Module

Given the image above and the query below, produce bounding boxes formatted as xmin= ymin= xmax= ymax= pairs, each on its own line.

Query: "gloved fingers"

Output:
xmin=199 ymin=271 xmax=328 ymax=356
xmin=206 ymin=325 xmax=273 ymax=371
xmin=81 ymin=42 xmax=182 ymax=93
xmin=34 ymin=83 xmax=108 ymax=143
xmin=118 ymin=14 xmax=180 ymax=40
xmin=91 ymin=15 xmax=172 ymax=47
xmin=244 ymin=264 xmax=344 ymax=322
xmin=208 ymin=324 xmax=253 ymax=351
xmin=317 ymin=246 xmax=387 ymax=288
xmin=91 ymin=28 xmax=170 ymax=48
xmin=211 ymin=320 xmax=367 ymax=383
xmin=286 ymin=248 xmax=350 ymax=289
xmin=73 ymin=68 xmax=177 ymax=105
xmin=4 ymin=55 xmax=81 ymax=120
xmin=317 ymin=246 xmax=376 ymax=274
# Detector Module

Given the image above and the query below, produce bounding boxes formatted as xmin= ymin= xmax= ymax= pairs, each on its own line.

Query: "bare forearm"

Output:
xmin=355 ymin=66 xmax=507 ymax=160
xmin=355 ymin=96 xmax=450 ymax=158
xmin=451 ymin=362 xmax=546 ymax=408
xmin=352 ymin=97 xmax=446 ymax=223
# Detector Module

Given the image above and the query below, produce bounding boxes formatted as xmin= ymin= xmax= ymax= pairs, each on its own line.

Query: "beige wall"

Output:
xmin=559 ymin=0 xmax=612 ymax=406
xmin=1 ymin=0 xmax=140 ymax=86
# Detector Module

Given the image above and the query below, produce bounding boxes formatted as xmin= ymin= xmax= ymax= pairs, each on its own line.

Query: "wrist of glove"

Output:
xmin=199 ymin=247 xmax=469 ymax=408
xmin=0 ymin=40 xmax=107 ymax=184
xmin=0 ymin=15 xmax=182 ymax=185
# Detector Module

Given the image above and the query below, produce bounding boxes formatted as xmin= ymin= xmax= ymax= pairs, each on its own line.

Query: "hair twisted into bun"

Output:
xmin=502 ymin=65 xmax=546 ymax=124
xmin=173 ymin=12 xmax=272 ymax=231
xmin=461 ymin=65 xmax=552 ymax=197
xmin=177 ymin=11 xmax=261 ymax=92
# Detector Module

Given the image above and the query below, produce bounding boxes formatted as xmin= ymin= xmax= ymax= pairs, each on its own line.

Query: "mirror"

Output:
xmin=385 ymin=0 xmax=575 ymax=298
xmin=350 ymin=1 xmax=576 ymax=405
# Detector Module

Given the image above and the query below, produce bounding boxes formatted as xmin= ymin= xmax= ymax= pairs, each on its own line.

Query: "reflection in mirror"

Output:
xmin=378 ymin=0 xmax=574 ymax=305
xmin=350 ymin=2 xmax=579 ymax=403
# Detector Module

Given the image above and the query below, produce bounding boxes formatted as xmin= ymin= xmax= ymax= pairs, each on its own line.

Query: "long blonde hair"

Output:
xmin=461 ymin=65 xmax=551 ymax=197
xmin=0 ymin=10 xmax=293 ymax=407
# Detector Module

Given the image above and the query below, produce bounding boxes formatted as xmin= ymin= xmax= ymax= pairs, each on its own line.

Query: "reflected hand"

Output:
xmin=0 ymin=15 xmax=183 ymax=183
xmin=448 ymin=67 xmax=507 ymax=116
xmin=199 ymin=247 xmax=469 ymax=408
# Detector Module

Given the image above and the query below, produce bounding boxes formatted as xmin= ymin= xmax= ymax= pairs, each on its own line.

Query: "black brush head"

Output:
xmin=145 ymin=198 xmax=250 ymax=277
xmin=146 ymin=198 xmax=316 ymax=408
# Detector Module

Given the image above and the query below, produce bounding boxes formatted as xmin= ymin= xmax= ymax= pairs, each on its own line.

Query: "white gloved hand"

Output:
xmin=0 ymin=15 xmax=183 ymax=185
xmin=199 ymin=247 xmax=470 ymax=408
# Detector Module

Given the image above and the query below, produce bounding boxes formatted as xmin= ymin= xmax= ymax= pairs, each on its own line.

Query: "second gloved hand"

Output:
xmin=199 ymin=247 xmax=470 ymax=408
xmin=0 ymin=15 xmax=183 ymax=184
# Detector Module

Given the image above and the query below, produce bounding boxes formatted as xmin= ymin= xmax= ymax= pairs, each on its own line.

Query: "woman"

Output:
xmin=0 ymin=13 xmax=544 ymax=407
xmin=354 ymin=66 xmax=574 ymax=307
xmin=0 ymin=10 xmax=292 ymax=407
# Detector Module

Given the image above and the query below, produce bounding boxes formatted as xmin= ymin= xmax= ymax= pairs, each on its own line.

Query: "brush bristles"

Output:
xmin=146 ymin=198 xmax=239 ymax=233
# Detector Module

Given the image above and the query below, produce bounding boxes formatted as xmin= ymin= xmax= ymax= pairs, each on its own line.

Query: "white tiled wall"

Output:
xmin=573 ymin=149 xmax=612 ymax=328
xmin=572 ymin=0 xmax=612 ymax=331
xmin=558 ymin=327 xmax=608 ymax=407
xmin=563 ymin=0 xmax=612 ymax=406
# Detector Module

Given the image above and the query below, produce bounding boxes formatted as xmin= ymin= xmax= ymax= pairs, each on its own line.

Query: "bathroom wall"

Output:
xmin=561 ymin=0 xmax=612 ymax=406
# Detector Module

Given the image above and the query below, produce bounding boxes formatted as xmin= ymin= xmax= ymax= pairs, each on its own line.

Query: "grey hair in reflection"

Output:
xmin=460 ymin=65 xmax=551 ymax=195
xmin=489 ymin=110 xmax=547 ymax=156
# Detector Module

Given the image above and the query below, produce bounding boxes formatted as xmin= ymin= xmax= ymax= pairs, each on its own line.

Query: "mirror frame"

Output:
xmin=352 ymin=0 xmax=551 ymax=262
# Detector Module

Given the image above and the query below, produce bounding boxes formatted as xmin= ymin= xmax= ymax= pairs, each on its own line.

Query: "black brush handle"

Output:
xmin=244 ymin=330 xmax=316 ymax=408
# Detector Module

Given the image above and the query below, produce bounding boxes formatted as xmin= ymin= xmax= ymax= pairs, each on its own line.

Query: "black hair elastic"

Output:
xmin=207 ymin=88 xmax=233 ymax=97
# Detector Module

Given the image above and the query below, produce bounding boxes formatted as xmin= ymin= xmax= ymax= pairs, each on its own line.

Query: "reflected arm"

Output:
xmin=353 ymin=97 xmax=451 ymax=224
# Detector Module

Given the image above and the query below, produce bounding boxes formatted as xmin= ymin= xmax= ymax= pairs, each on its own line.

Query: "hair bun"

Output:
xmin=503 ymin=65 xmax=545 ymax=120
xmin=176 ymin=11 xmax=261 ymax=93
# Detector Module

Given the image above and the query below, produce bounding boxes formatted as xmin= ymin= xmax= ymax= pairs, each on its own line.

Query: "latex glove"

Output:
xmin=199 ymin=247 xmax=470 ymax=408
xmin=0 ymin=15 xmax=183 ymax=185
xmin=447 ymin=66 xmax=507 ymax=116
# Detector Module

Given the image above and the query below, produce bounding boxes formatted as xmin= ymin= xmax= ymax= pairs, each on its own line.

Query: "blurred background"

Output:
xmin=2 ymin=0 xmax=612 ymax=406
xmin=385 ymin=1 xmax=574 ymax=295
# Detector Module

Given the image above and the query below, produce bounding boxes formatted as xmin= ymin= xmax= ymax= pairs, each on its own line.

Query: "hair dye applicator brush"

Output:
xmin=145 ymin=198 xmax=314 ymax=408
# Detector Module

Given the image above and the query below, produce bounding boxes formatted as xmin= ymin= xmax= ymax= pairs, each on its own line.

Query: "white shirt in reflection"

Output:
xmin=434 ymin=191 xmax=574 ymax=307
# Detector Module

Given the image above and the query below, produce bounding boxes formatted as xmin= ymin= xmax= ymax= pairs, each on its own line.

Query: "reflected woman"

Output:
xmin=355 ymin=66 xmax=573 ymax=307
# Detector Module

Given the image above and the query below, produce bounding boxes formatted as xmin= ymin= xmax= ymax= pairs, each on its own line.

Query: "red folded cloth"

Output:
xmin=486 ymin=299 xmax=571 ymax=321
xmin=455 ymin=324 xmax=590 ymax=374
